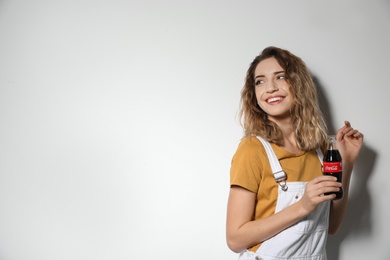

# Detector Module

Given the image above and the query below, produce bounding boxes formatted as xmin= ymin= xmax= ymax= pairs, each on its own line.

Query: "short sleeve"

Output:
xmin=230 ymin=137 xmax=264 ymax=193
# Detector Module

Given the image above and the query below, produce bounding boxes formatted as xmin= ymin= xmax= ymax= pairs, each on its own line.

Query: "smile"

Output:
xmin=266 ymin=96 xmax=284 ymax=104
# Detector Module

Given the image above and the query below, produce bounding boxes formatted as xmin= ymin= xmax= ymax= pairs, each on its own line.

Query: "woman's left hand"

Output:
xmin=336 ymin=120 xmax=364 ymax=165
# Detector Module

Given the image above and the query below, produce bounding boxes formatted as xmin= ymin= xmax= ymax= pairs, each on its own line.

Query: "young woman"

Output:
xmin=226 ymin=46 xmax=363 ymax=260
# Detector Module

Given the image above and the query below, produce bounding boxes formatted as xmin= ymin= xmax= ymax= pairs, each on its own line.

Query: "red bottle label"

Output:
xmin=323 ymin=162 xmax=342 ymax=173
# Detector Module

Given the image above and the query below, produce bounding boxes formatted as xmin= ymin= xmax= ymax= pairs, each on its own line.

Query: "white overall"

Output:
xmin=238 ymin=137 xmax=330 ymax=260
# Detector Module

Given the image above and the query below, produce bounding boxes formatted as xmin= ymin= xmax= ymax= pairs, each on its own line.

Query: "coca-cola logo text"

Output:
xmin=323 ymin=162 xmax=342 ymax=173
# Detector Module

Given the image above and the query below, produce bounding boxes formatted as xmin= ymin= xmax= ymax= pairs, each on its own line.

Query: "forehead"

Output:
xmin=254 ymin=57 xmax=284 ymax=76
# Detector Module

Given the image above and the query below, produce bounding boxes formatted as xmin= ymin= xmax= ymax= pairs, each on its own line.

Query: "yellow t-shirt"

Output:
xmin=230 ymin=136 xmax=323 ymax=252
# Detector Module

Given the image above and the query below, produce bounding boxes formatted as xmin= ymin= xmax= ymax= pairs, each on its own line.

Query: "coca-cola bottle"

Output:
xmin=323 ymin=135 xmax=343 ymax=200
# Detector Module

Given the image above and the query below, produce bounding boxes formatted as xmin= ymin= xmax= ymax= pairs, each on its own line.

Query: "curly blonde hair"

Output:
xmin=240 ymin=46 xmax=327 ymax=151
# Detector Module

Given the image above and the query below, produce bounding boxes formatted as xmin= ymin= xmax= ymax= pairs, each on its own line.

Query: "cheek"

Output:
xmin=254 ymin=90 xmax=266 ymax=109
xmin=254 ymin=88 xmax=263 ymax=102
xmin=283 ymin=83 xmax=292 ymax=94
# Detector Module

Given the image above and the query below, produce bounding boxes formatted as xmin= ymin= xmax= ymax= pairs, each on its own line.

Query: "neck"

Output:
xmin=269 ymin=116 xmax=293 ymax=136
xmin=270 ymin=117 xmax=301 ymax=154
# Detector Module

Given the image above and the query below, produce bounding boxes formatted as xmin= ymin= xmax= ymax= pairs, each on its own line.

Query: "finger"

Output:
xmin=320 ymin=193 xmax=337 ymax=202
xmin=343 ymin=128 xmax=364 ymax=140
xmin=342 ymin=121 xmax=364 ymax=139
xmin=343 ymin=129 xmax=359 ymax=137
xmin=309 ymin=188 xmax=338 ymax=202
xmin=306 ymin=178 xmax=340 ymax=194
xmin=311 ymin=175 xmax=338 ymax=184
xmin=309 ymin=177 xmax=341 ymax=189
xmin=314 ymin=182 xmax=341 ymax=198
xmin=354 ymin=132 xmax=364 ymax=139
xmin=336 ymin=123 xmax=349 ymax=140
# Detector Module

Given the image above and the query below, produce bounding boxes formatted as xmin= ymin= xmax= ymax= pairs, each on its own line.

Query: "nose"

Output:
xmin=265 ymin=80 xmax=278 ymax=93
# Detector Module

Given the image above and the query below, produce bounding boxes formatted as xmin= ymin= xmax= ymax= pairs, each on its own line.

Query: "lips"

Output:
xmin=266 ymin=96 xmax=284 ymax=104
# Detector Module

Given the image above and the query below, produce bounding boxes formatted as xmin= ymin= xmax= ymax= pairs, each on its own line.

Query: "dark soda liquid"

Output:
xmin=323 ymin=171 xmax=344 ymax=200
xmin=324 ymin=149 xmax=342 ymax=162
xmin=323 ymin=150 xmax=344 ymax=200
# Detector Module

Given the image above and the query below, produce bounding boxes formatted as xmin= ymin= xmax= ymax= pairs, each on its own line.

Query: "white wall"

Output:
xmin=0 ymin=0 xmax=389 ymax=259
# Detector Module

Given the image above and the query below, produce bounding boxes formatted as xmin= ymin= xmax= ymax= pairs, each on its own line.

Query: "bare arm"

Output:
xmin=226 ymin=176 xmax=341 ymax=253
xmin=328 ymin=121 xmax=364 ymax=234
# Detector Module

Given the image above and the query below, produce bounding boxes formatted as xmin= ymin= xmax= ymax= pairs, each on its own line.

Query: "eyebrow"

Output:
xmin=254 ymin=70 xmax=285 ymax=80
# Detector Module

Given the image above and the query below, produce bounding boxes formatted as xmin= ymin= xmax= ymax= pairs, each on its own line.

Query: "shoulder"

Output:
xmin=230 ymin=137 xmax=279 ymax=196
xmin=236 ymin=136 xmax=264 ymax=153
xmin=232 ymin=136 xmax=268 ymax=165
xmin=230 ymin=137 xmax=268 ymax=192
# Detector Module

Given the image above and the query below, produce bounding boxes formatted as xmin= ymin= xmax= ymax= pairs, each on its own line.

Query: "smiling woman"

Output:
xmin=226 ymin=46 xmax=364 ymax=259
xmin=0 ymin=0 xmax=387 ymax=259
xmin=254 ymin=57 xmax=292 ymax=123
xmin=239 ymin=47 xmax=328 ymax=151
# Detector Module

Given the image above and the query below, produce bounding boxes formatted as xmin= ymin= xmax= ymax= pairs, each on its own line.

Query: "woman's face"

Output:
xmin=254 ymin=57 xmax=293 ymax=123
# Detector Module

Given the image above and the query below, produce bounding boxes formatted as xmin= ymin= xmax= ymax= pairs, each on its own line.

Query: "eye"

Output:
xmin=277 ymin=74 xmax=285 ymax=80
xmin=255 ymin=79 xmax=264 ymax=86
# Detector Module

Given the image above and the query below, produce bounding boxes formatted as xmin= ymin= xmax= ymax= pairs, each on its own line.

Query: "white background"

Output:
xmin=0 ymin=0 xmax=389 ymax=259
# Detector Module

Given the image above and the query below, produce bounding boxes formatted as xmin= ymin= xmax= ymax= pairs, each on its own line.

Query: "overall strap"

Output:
xmin=257 ymin=136 xmax=325 ymax=193
xmin=316 ymin=148 xmax=324 ymax=165
xmin=256 ymin=137 xmax=288 ymax=191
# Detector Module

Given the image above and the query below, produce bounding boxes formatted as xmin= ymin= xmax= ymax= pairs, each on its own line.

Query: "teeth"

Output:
xmin=267 ymin=97 xmax=283 ymax=103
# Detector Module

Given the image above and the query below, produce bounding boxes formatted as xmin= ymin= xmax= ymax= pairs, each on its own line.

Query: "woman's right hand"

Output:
xmin=298 ymin=176 xmax=341 ymax=215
